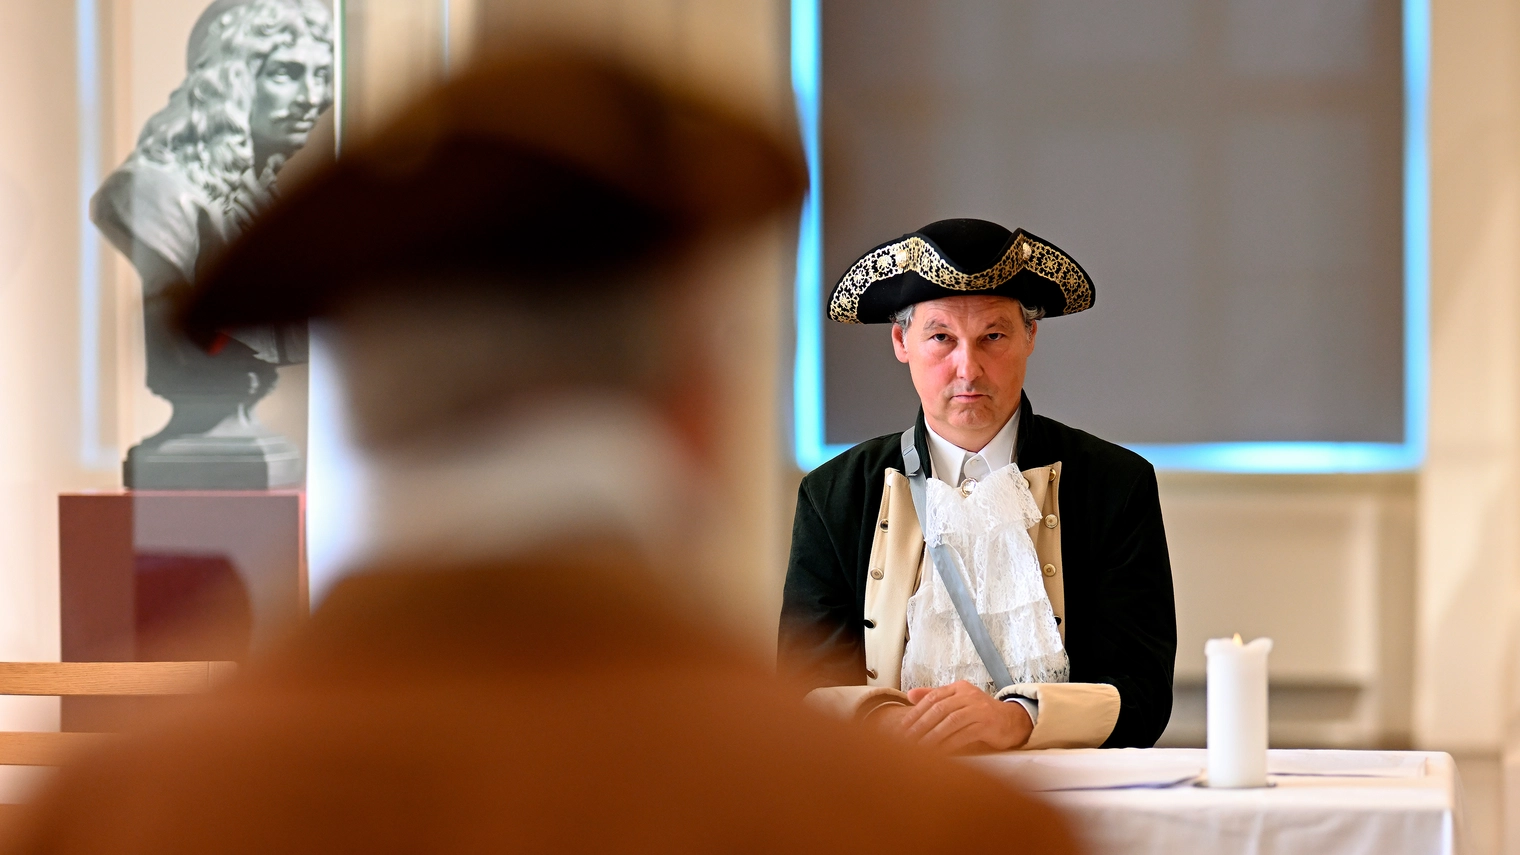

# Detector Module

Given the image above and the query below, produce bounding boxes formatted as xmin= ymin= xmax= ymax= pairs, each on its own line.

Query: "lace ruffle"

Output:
xmin=901 ymin=465 xmax=1069 ymax=693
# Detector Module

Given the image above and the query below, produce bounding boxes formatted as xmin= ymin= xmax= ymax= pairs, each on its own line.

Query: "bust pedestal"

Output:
xmin=124 ymin=396 xmax=302 ymax=489
xmin=58 ymin=490 xmax=305 ymax=731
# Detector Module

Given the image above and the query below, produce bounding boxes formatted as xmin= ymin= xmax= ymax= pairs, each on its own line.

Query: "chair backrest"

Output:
xmin=0 ymin=661 xmax=235 ymax=767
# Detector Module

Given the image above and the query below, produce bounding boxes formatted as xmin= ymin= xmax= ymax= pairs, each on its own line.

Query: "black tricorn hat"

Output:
xmin=180 ymin=49 xmax=807 ymax=337
xmin=828 ymin=218 xmax=1094 ymax=324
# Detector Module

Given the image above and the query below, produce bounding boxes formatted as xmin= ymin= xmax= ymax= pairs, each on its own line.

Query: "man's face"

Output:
xmin=250 ymin=38 xmax=333 ymax=163
xmin=891 ymin=295 xmax=1036 ymax=448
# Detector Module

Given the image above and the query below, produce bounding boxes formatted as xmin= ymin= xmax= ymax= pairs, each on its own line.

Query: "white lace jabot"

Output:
xmin=900 ymin=462 xmax=1068 ymax=693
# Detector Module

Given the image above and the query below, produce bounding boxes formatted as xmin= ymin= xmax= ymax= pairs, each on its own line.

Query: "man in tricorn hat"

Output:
xmin=779 ymin=218 xmax=1176 ymax=751
xmin=5 ymin=60 xmax=1079 ymax=853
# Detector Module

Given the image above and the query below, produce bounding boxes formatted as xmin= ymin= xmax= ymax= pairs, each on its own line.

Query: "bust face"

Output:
xmin=249 ymin=36 xmax=333 ymax=164
xmin=891 ymin=294 xmax=1036 ymax=451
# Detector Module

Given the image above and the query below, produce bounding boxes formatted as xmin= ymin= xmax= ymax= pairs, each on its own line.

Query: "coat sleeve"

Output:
xmin=1087 ymin=466 xmax=1177 ymax=748
xmin=999 ymin=683 xmax=1121 ymax=749
xmin=803 ymin=686 xmax=909 ymax=720
xmin=777 ymin=480 xmax=863 ymax=690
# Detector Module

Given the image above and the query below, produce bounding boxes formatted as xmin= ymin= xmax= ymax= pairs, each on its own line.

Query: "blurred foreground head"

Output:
xmin=186 ymin=48 xmax=806 ymax=571
xmin=6 ymin=49 xmax=1078 ymax=855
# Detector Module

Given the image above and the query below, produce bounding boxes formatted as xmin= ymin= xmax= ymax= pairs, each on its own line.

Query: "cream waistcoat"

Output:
xmin=804 ymin=460 xmax=1122 ymax=750
xmin=863 ymin=463 xmax=1067 ymax=690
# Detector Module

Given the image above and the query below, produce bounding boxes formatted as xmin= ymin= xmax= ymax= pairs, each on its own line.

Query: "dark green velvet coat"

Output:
xmin=778 ymin=395 xmax=1177 ymax=748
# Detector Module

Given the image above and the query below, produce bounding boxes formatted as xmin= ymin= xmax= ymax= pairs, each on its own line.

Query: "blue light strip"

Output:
xmin=1402 ymin=0 xmax=1431 ymax=467
xmin=75 ymin=0 xmax=113 ymax=470
xmin=788 ymin=0 xmax=1430 ymax=474
xmin=790 ymin=0 xmax=831 ymax=471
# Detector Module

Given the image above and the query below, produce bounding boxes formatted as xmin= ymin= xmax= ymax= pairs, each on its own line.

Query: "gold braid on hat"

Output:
xmin=829 ymin=231 xmax=1093 ymax=323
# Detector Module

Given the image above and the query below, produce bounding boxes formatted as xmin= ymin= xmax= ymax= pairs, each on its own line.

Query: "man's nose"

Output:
xmin=952 ymin=340 xmax=982 ymax=380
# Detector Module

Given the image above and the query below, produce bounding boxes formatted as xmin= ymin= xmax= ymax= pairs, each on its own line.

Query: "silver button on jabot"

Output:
xmin=960 ymin=452 xmax=991 ymax=496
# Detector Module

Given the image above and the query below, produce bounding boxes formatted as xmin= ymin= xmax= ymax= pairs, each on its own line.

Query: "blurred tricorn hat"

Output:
xmin=828 ymin=218 xmax=1094 ymax=324
xmin=181 ymin=49 xmax=807 ymax=338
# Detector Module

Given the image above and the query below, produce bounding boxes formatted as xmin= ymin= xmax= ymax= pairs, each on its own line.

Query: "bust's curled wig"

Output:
xmin=132 ymin=0 xmax=332 ymax=211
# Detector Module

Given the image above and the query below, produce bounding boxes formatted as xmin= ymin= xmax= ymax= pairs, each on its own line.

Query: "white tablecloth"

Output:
xmin=965 ymin=748 xmax=1463 ymax=855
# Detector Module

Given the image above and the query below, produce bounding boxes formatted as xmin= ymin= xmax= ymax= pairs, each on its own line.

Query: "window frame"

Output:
xmin=788 ymin=0 xmax=1430 ymax=473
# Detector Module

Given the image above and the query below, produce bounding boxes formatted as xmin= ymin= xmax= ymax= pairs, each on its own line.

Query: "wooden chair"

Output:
xmin=0 ymin=661 xmax=235 ymax=831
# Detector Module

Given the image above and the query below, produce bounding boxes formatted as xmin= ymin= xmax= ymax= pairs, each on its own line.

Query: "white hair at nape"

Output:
xmin=890 ymin=299 xmax=1045 ymax=335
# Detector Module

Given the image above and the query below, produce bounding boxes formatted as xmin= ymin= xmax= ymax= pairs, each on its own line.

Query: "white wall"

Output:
xmin=0 ymin=0 xmax=113 ymax=799
xmin=1421 ymin=0 xmax=1520 ymax=757
xmin=1159 ymin=473 xmax=1416 ymax=749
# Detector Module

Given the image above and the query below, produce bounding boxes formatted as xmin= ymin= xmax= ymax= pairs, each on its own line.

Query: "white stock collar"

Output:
xmin=924 ymin=408 xmax=1020 ymax=486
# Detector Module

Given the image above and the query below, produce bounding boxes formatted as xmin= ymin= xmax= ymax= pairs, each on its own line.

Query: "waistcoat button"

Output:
xmin=870 ymin=568 xmax=884 ymax=580
xmin=866 ymin=668 xmax=879 ymax=680
xmin=1044 ymin=514 xmax=1058 ymax=528
xmin=863 ymin=618 xmax=876 ymax=629
xmin=1042 ymin=563 xmax=1057 ymax=577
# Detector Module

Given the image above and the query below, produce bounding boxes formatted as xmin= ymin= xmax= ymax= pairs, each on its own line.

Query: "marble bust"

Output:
xmin=91 ymin=0 xmax=333 ymax=489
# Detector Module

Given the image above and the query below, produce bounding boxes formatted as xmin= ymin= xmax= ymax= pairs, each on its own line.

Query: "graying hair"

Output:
xmin=890 ymin=300 xmax=1045 ymax=335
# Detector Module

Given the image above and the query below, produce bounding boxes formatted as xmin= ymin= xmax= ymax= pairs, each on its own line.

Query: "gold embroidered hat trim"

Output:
xmin=828 ymin=229 xmax=1094 ymax=324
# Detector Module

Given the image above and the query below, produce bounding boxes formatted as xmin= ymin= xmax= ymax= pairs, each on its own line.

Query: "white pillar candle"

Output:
xmin=1205 ymin=634 xmax=1272 ymax=788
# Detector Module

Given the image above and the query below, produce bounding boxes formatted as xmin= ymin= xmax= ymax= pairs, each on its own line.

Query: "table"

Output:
xmin=964 ymin=748 xmax=1465 ymax=855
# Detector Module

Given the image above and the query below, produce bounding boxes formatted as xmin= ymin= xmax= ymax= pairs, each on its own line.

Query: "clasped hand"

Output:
xmin=868 ymin=680 xmax=1033 ymax=753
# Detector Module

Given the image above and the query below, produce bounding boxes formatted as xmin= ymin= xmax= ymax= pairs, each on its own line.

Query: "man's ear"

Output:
xmin=1026 ymin=319 xmax=1038 ymax=350
xmin=891 ymin=323 xmax=910 ymax=364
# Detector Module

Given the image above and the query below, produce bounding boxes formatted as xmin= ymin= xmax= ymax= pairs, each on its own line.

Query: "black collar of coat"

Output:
xmin=911 ymin=391 xmax=1035 ymax=474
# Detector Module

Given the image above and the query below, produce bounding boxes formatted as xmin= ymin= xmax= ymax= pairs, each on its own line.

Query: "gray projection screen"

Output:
xmin=818 ymin=0 xmax=1406 ymax=450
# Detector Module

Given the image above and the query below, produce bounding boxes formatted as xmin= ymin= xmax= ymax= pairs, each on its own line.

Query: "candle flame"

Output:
xmin=1233 ymin=633 xmax=1243 ymax=645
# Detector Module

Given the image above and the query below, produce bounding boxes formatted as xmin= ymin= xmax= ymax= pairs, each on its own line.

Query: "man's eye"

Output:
xmin=986 ymin=333 xmax=1005 ymax=341
xmin=930 ymin=334 xmax=950 ymax=343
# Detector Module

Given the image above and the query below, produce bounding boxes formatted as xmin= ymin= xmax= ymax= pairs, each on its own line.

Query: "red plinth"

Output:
xmin=58 ymin=491 xmax=305 ymax=729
